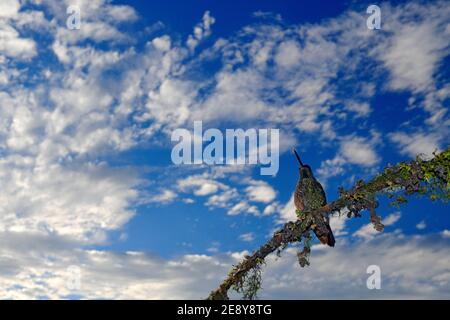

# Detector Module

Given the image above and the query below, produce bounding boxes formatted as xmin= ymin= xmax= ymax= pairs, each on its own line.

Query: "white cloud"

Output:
xmin=206 ymin=189 xmax=239 ymax=209
xmin=0 ymin=22 xmax=36 ymax=59
xmin=50 ymin=0 xmax=137 ymax=43
xmin=152 ymin=35 xmax=171 ymax=52
xmin=260 ymin=232 xmax=450 ymax=299
xmin=0 ymin=161 xmax=139 ymax=243
xmin=132 ymin=0 xmax=450 ymax=158
xmin=0 ymin=232 xmax=232 ymax=299
xmin=340 ymin=138 xmax=380 ymax=167
xmin=416 ymin=220 xmax=426 ymax=230
xmin=329 ymin=214 xmax=348 ymax=237
xmin=441 ymin=230 xmax=450 ymax=238
xmin=0 ymin=1 xmax=147 ymax=245
xmin=145 ymin=190 xmax=177 ymax=204
xmin=275 ymin=40 xmax=301 ymax=68
xmin=0 ymin=0 xmax=20 ymax=18
xmin=377 ymin=4 xmax=450 ymax=92
xmin=345 ymin=102 xmax=371 ymax=118
xmin=193 ymin=69 xmax=269 ymax=123
xmin=177 ymin=175 xmax=225 ymax=196
xmin=383 ymin=212 xmax=402 ymax=225
xmin=196 ymin=183 xmax=220 ymax=196
xmin=175 ymin=173 xmax=277 ymax=216
xmin=262 ymin=202 xmax=281 ymax=216
xmin=252 ymin=11 xmax=282 ymax=22
xmin=317 ymin=155 xmax=346 ymax=181
xmin=245 ymin=180 xmax=277 ymax=203
xmin=228 ymin=201 xmax=259 ymax=216
xmin=105 ymin=4 xmax=139 ymax=22
xmin=278 ymin=195 xmax=297 ymax=223
xmin=187 ymin=11 xmax=215 ymax=51
xmin=206 ymin=241 xmax=220 ymax=253
xmin=390 ymin=132 xmax=441 ymax=159
xmin=239 ymin=232 xmax=255 ymax=242
xmin=145 ymin=79 xmax=194 ymax=129
xmin=372 ymin=1 xmax=450 ymax=144
xmin=0 ymin=231 xmax=448 ymax=299
xmin=354 ymin=212 xmax=401 ymax=240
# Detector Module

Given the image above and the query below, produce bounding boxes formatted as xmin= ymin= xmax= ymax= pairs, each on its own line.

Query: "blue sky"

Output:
xmin=0 ymin=0 xmax=449 ymax=299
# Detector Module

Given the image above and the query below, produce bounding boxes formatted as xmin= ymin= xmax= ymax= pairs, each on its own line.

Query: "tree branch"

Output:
xmin=207 ymin=147 xmax=449 ymax=300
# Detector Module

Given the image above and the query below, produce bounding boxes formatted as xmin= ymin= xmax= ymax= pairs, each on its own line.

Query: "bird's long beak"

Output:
xmin=293 ymin=149 xmax=304 ymax=168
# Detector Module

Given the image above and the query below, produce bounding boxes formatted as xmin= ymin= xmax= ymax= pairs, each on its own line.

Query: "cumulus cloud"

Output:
xmin=345 ymin=102 xmax=371 ymax=118
xmin=152 ymin=35 xmax=171 ymax=52
xmin=317 ymin=133 xmax=381 ymax=184
xmin=260 ymin=232 xmax=450 ymax=299
xmin=0 ymin=0 xmax=20 ymax=18
xmin=317 ymin=155 xmax=346 ymax=182
xmin=275 ymin=40 xmax=301 ymax=68
xmin=177 ymin=175 xmax=224 ymax=196
xmin=245 ymin=180 xmax=277 ymax=203
xmin=0 ymin=232 xmax=234 ymax=299
xmin=0 ymin=231 xmax=448 ymax=299
xmin=0 ymin=1 xmax=147 ymax=247
xmin=340 ymin=137 xmax=380 ymax=167
xmin=0 ymin=161 xmax=139 ymax=242
xmin=354 ymin=212 xmax=401 ymax=240
xmin=390 ymin=132 xmax=441 ymax=159
xmin=0 ymin=22 xmax=37 ymax=59
xmin=49 ymin=0 xmax=138 ymax=45
xmin=376 ymin=2 xmax=450 ymax=93
xmin=175 ymin=172 xmax=279 ymax=216
xmin=228 ymin=201 xmax=260 ymax=216
xmin=187 ymin=11 xmax=215 ymax=51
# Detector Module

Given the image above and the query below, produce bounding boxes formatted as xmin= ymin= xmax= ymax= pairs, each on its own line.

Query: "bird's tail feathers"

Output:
xmin=312 ymin=222 xmax=335 ymax=247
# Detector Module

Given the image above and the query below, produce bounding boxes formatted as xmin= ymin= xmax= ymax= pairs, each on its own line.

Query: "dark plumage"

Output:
xmin=293 ymin=149 xmax=335 ymax=247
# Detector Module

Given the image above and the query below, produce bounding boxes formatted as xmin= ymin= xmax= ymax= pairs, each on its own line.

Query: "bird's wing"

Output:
xmin=315 ymin=179 xmax=327 ymax=205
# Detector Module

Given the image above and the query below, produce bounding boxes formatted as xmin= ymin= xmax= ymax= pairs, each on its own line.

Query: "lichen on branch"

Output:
xmin=207 ymin=147 xmax=450 ymax=300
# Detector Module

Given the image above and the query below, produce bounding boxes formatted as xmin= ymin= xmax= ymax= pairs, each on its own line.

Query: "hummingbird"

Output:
xmin=293 ymin=149 xmax=335 ymax=247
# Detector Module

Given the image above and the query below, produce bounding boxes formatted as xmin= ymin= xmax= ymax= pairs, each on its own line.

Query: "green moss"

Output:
xmin=232 ymin=258 xmax=265 ymax=300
